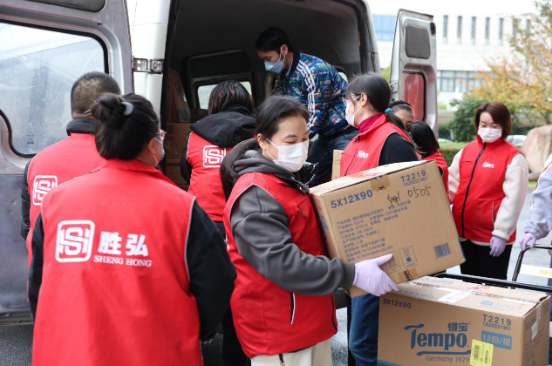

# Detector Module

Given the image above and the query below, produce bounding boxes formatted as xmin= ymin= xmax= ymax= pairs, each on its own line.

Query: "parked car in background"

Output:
xmin=507 ymin=135 xmax=526 ymax=148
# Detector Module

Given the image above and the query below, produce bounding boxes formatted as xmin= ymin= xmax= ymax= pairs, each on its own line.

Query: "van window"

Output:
xmin=0 ymin=23 xmax=105 ymax=156
xmin=197 ymin=81 xmax=252 ymax=110
xmin=400 ymin=73 xmax=425 ymax=121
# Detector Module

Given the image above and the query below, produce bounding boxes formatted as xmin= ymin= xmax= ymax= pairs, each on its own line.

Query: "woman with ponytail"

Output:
xmin=219 ymin=95 xmax=397 ymax=366
xmin=339 ymin=73 xmax=418 ymax=366
xmin=29 ymin=93 xmax=235 ymax=366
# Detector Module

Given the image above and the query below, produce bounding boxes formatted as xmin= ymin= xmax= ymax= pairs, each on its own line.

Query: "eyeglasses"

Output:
xmin=156 ymin=130 xmax=167 ymax=142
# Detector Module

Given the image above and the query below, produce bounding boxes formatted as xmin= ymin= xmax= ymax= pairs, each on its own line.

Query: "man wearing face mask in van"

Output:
xmin=449 ymin=101 xmax=528 ymax=280
xmin=256 ymin=27 xmax=354 ymax=186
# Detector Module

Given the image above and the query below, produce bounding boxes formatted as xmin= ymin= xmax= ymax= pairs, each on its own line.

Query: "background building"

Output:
xmin=374 ymin=12 xmax=533 ymax=110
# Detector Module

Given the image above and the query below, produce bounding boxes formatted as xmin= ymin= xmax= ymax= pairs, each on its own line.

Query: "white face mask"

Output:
xmin=346 ymin=96 xmax=361 ymax=127
xmin=478 ymin=127 xmax=502 ymax=143
xmin=267 ymin=139 xmax=309 ymax=172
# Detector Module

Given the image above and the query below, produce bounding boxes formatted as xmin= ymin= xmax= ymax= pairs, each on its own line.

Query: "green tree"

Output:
xmin=381 ymin=64 xmax=390 ymax=82
xmin=471 ymin=0 xmax=552 ymax=124
xmin=449 ymin=97 xmax=486 ymax=142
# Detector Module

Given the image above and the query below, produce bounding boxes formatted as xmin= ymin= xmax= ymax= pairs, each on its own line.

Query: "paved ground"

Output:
xmin=1 ymin=187 xmax=550 ymax=366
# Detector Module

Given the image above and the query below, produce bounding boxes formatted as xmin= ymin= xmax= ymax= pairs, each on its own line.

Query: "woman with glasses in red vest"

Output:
xmin=28 ymin=93 xmax=235 ymax=366
xmin=339 ymin=73 xmax=419 ymax=366
xmin=181 ymin=82 xmax=255 ymax=366
xmin=449 ymin=101 xmax=528 ymax=280
xmin=220 ymin=95 xmax=398 ymax=366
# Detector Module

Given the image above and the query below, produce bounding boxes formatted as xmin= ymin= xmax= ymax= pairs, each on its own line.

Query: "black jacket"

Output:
xmin=21 ymin=118 xmax=97 ymax=239
xmin=180 ymin=105 xmax=255 ymax=183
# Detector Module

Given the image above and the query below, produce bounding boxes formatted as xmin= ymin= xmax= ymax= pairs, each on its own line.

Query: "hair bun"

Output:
xmin=91 ymin=93 xmax=126 ymax=129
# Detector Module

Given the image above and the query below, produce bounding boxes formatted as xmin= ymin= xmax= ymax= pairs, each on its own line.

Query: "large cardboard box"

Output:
xmin=310 ymin=160 xmax=464 ymax=297
xmin=378 ymin=276 xmax=550 ymax=366
xmin=165 ymin=158 xmax=189 ymax=191
xmin=165 ymin=122 xmax=192 ymax=160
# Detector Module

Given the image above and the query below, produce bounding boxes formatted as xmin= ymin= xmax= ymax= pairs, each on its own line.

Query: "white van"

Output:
xmin=0 ymin=0 xmax=436 ymax=324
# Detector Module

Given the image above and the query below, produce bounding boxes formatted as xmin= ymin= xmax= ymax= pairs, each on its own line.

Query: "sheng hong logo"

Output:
xmin=405 ymin=323 xmax=470 ymax=356
xmin=32 ymin=175 xmax=58 ymax=205
xmin=203 ymin=146 xmax=228 ymax=168
xmin=56 ymin=220 xmax=95 ymax=262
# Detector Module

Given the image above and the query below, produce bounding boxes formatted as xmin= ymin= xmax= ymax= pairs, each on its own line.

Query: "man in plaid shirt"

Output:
xmin=256 ymin=27 xmax=357 ymax=186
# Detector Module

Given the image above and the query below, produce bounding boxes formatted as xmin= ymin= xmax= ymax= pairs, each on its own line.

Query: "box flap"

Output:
xmin=310 ymin=161 xmax=431 ymax=196
xmin=395 ymin=277 xmax=548 ymax=317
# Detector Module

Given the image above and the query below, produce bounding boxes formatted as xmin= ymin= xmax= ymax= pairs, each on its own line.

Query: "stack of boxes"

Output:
xmin=310 ymin=159 xmax=550 ymax=364
xmin=164 ymin=69 xmax=208 ymax=190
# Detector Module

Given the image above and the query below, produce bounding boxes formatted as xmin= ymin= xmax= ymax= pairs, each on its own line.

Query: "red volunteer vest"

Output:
xmin=452 ymin=137 xmax=519 ymax=243
xmin=186 ymin=132 xmax=230 ymax=222
xmin=340 ymin=114 xmax=412 ymax=176
xmin=33 ymin=159 xmax=202 ymax=366
xmin=223 ymin=172 xmax=336 ymax=358
xmin=26 ymin=133 xmax=104 ymax=266
xmin=424 ymin=150 xmax=449 ymax=194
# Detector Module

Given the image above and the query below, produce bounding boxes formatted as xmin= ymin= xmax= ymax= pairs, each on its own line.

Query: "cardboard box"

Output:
xmin=167 ymin=69 xmax=191 ymax=123
xmin=165 ymin=158 xmax=189 ymax=191
xmin=165 ymin=122 xmax=192 ymax=160
xmin=309 ymin=160 xmax=464 ymax=297
xmin=378 ymin=276 xmax=550 ymax=366
xmin=331 ymin=150 xmax=343 ymax=180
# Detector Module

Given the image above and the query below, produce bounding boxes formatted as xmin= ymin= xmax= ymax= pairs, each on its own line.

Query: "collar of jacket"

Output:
xmin=476 ymin=135 xmax=507 ymax=149
xmin=358 ymin=112 xmax=385 ymax=134
xmin=356 ymin=113 xmax=388 ymax=138
xmin=280 ymin=51 xmax=302 ymax=80
xmin=231 ymin=145 xmax=309 ymax=194
xmin=66 ymin=117 xmax=97 ymax=136
xmin=93 ymin=158 xmax=176 ymax=185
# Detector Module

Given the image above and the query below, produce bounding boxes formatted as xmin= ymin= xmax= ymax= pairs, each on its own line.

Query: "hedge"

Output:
xmin=440 ymin=146 xmax=462 ymax=166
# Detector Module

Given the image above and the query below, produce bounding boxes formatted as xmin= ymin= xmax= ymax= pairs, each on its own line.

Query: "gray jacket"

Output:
xmin=525 ymin=165 xmax=552 ymax=239
xmin=227 ymin=149 xmax=355 ymax=295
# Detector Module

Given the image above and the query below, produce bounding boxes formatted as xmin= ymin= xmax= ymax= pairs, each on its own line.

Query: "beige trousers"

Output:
xmin=250 ymin=339 xmax=333 ymax=366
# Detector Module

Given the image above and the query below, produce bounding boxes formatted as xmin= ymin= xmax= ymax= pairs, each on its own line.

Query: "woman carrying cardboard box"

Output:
xmin=220 ymin=95 xmax=398 ymax=366
xmin=339 ymin=73 xmax=419 ymax=366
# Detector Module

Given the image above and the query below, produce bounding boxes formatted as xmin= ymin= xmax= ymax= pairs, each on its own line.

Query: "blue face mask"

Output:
xmin=264 ymin=48 xmax=286 ymax=74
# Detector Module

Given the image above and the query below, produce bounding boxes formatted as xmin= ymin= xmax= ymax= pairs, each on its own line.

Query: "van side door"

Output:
xmin=390 ymin=9 xmax=437 ymax=129
xmin=0 ymin=0 xmax=132 ymax=324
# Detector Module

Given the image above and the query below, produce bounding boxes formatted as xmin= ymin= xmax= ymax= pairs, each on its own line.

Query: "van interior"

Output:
xmin=166 ymin=0 xmax=374 ymax=114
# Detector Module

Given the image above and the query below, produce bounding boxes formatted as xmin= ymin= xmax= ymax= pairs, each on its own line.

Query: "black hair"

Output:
xmin=409 ymin=121 xmax=440 ymax=157
xmin=346 ymin=73 xmax=407 ymax=133
xmin=71 ymin=72 xmax=121 ymax=115
xmin=389 ymin=100 xmax=414 ymax=115
xmin=208 ymin=80 xmax=254 ymax=115
xmin=255 ymin=27 xmax=294 ymax=52
xmin=220 ymin=96 xmax=308 ymax=199
xmin=92 ymin=93 xmax=159 ymax=160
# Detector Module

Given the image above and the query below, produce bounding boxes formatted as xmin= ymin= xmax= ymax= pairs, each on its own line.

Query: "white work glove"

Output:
xmin=519 ymin=233 xmax=537 ymax=251
xmin=352 ymin=254 xmax=399 ymax=296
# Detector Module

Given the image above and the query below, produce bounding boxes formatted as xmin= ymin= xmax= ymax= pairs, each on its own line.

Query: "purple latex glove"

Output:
xmin=353 ymin=254 xmax=399 ymax=296
xmin=519 ymin=233 xmax=537 ymax=251
xmin=489 ymin=236 xmax=506 ymax=257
